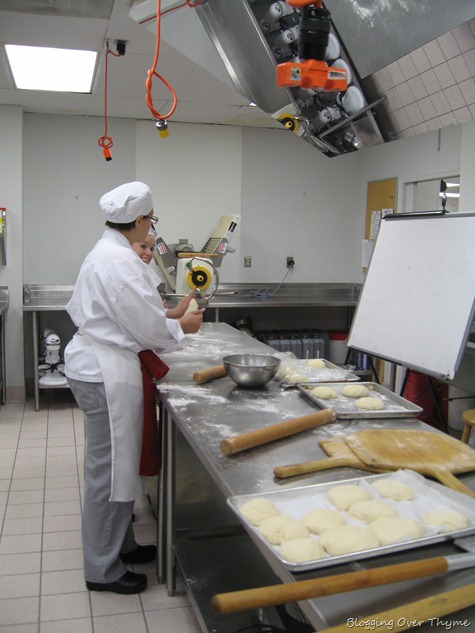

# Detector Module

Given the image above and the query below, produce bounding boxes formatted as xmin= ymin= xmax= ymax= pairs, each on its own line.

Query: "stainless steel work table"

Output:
xmin=156 ymin=324 xmax=475 ymax=633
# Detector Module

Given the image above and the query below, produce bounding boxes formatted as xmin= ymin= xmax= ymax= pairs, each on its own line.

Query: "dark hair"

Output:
xmin=105 ymin=219 xmax=137 ymax=231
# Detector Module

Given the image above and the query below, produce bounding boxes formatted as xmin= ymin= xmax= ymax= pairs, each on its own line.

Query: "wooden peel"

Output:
xmin=317 ymin=581 xmax=475 ymax=633
xmin=274 ymin=436 xmax=389 ymax=479
xmin=193 ymin=364 xmax=227 ymax=384
xmin=219 ymin=409 xmax=337 ymax=456
xmin=345 ymin=429 xmax=475 ymax=498
xmin=211 ymin=552 xmax=475 ymax=614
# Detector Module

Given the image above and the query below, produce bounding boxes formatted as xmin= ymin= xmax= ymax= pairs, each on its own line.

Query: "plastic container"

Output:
xmin=327 ymin=330 xmax=349 ymax=365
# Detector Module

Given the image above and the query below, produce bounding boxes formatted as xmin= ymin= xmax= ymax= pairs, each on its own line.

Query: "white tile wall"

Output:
xmin=368 ymin=18 xmax=475 ymax=139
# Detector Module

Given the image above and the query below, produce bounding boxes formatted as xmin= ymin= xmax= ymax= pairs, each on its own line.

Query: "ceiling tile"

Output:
xmin=458 ymin=77 xmax=475 ymax=104
xmin=453 ymin=106 xmax=473 ymax=123
xmin=447 ymin=55 xmax=472 ymax=83
xmin=430 ymin=90 xmax=452 ymax=116
xmin=436 ymin=62 xmax=458 ymax=90
xmin=420 ymin=69 xmax=442 ymax=95
xmin=397 ymin=54 xmax=419 ymax=81
xmin=405 ymin=102 xmax=424 ymax=126
xmin=395 ymin=83 xmax=415 ymax=107
xmin=444 ymin=85 xmax=467 ymax=110
xmin=417 ymin=96 xmax=438 ymax=120
xmin=407 ymin=76 xmax=428 ymax=101
xmin=409 ymin=48 xmax=432 ymax=74
xmin=385 ymin=61 xmax=405 ymax=87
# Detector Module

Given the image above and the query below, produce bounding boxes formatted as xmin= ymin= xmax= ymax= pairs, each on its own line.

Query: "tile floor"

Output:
xmin=0 ymin=391 xmax=202 ymax=633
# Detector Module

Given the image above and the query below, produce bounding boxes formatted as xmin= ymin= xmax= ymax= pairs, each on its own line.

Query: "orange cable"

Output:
xmin=145 ymin=0 xmax=201 ymax=121
xmin=98 ymin=44 xmax=121 ymax=159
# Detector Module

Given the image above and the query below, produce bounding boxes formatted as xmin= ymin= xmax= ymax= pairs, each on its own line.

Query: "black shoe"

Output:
xmin=86 ymin=570 xmax=147 ymax=594
xmin=120 ymin=544 xmax=157 ymax=564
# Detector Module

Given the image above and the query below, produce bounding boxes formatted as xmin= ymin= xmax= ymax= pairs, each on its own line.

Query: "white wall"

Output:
xmin=0 ymin=106 xmax=24 ymax=399
xmin=23 ymin=114 xmax=136 ymax=284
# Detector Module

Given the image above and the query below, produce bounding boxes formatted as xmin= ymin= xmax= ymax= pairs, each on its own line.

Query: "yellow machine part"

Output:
xmin=186 ymin=264 xmax=211 ymax=291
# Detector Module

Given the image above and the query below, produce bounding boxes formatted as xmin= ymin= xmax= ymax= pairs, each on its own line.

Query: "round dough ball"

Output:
xmin=280 ymin=538 xmax=325 ymax=563
xmin=320 ymin=525 xmax=380 ymax=555
xmin=370 ymin=517 xmax=423 ymax=545
xmin=311 ymin=386 xmax=338 ymax=400
xmin=423 ymin=508 xmax=468 ymax=532
xmin=306 ymin=358 xmax=326 ymax=369
xmin=259 ymin=515 xmax=309 ymax=545
xmin=240 ymin=498 xmax=280 ymax=526
xmin=303 ymin=509 xmax=346 ymax=534
xmin=342 ymin=384 xmax=370 ymax=398
xmin=285 ymin=372 xmax=308 ymax=384
xmin=349 ymin=499 xmax=398 ymax=524
xmin=327 ymin=484 xmax=372 ymax=511
xmin=185 ymin=298 xmax=199 ymax=314
xmin=354 ymin=396 xmax=384 ymax=411
xmin=370 ymin=479 xmax=414 ymax=501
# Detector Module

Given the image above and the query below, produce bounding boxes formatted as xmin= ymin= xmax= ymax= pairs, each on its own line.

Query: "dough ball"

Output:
xmin=306 ymin=359 xmax=326 ymax=369
xmin=370 ymin=517 xmax=423 ymax=545
xmin=311 ymin=386 xmax=338 ymax=400
xmin=370 ymin=479 xmax=414 ymax=501
xmin=285 ymin=372 xmax=308 ymax=384
xmin=327 ymin=484 xmax=372 ymax=511
xmin=354 ymin=396 xmax=384 ymax=411
xmin=303 ymin=509 xmax=346 ymax=534
xmin=423 ymin=508 xmax=468 ymax=532
xmin=320 ymin=525 xmax=380 ymax=556
xmin=280 ymin=538 xmax=325 ymax=563
xmin=342 ymin=384 xmax=370 ymax=398
xmin=349 ymin=499 xmax=398 ymax=524
xmin=185 ymin=298 xmax=199 ymax=314
xmin=259 ymin=515 xmax=309 ymax=545
xmin=240 ymin=498 xmax=280 ymax=526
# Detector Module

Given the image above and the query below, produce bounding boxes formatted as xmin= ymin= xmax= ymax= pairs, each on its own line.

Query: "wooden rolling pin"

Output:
xmin=193 ymin=364 xmax=227 ymax=384
xmin=211 ymin=552 xmax=475 ymax=614
xmin=318 ymin=581 xmax=475 ymax=633
xmin=219 ymin=409 xmax=336 ymax=456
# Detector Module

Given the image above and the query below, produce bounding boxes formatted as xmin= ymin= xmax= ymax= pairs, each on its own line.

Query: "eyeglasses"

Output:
xmin=147 ymin=215 xmax=158 ymax=226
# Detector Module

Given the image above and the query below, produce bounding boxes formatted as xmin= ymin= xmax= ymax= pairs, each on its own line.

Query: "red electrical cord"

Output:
xmin=145 ymin=0 xmax=202 ymax=123
xmin=98 ymin=44 xmax=121 ymax=160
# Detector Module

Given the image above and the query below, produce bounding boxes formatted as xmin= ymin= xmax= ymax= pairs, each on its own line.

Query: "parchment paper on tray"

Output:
xmin=274 ymin=353 xmax=359 ymax=386
xmin=228 ymin=470 xmax=475 ymax=572
xmin=299 ymin=382 xmax=422 ymax=418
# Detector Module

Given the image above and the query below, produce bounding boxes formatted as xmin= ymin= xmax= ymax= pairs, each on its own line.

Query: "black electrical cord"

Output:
xmin=232 ymin=625 xmax=290 ymax=633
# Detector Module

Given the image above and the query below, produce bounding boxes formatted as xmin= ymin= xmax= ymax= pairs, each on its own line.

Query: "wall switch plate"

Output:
xmin=244 ymin=256 xmax=252 ymax=268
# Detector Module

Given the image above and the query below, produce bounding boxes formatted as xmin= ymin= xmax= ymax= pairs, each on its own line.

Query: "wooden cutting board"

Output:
xmin=344 ymin=429 xmax=475 ymax=498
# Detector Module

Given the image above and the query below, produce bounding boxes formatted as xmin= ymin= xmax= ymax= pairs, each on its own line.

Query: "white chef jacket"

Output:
xmin=65 ymin=228 xmax=184 ymax=501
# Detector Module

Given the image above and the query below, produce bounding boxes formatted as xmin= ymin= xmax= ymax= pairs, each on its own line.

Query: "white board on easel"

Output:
xmin=348 ymin=213 xmax=475 ymax=380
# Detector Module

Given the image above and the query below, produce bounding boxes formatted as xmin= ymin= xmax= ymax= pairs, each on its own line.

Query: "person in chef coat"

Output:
xmin=132 ymin=230 xmax=156 ymax=266
xmin=65 ymin=181 xmax=204 ymax=595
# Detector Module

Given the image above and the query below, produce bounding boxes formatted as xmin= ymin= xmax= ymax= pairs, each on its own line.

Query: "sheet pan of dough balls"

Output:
xmin=228 ymin=469 xmax=475 ymax=571
xmin=274 ymin=355 xmax=359 ymax=386
xmin=298 ymin=382 xmax=423 ymax=418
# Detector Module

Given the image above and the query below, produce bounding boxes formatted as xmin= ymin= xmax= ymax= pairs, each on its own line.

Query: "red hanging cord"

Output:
xmin=145 ymin=0 xmax=202 ymax=130
xmin=98 ymin=43 xmax=121 ymax=161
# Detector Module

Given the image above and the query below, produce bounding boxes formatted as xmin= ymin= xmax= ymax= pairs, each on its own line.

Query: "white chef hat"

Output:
xmin=100 ymin=181 xmax=153 ymax=223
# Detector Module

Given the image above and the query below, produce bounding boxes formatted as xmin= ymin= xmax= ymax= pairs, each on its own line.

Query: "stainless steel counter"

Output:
xmin=156 ymin=323 xmax=475 ymax=633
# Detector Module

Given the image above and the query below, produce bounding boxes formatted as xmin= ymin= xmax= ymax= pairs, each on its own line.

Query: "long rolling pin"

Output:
xmin=211 ymin=552 xmax=475 ymax=614
xmin=219 ymin=409 xmax=337 ymax=456
xmin=193 ymin=364 xmax=227 ymax=384
xmin=317 ymin=580 xmax=475 ymax=633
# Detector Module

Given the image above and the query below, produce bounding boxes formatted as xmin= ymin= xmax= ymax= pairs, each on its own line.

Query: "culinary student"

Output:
xmin=65 ymin=181 xmax=204 ymax=595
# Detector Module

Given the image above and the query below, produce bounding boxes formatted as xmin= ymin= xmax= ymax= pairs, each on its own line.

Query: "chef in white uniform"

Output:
xmin=65 ymin=181 xmax=204 ymax=594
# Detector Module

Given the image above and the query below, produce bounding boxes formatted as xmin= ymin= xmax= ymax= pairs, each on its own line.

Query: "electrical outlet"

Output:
xmin=286 ymin=257 xmax=295 ymax=268
xmin=244 ymin=255 xmax=252 ymax=268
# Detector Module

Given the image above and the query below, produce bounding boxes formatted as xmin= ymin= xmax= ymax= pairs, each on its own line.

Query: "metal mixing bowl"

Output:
xmin=223 ymin=353 xmax=281 ymax=388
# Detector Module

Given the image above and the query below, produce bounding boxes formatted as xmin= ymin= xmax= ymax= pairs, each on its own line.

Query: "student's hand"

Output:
xmin=178 ymin=308 xmax=205 ymax=334
xmin=166 ymin=290 xmax=196 ymax=319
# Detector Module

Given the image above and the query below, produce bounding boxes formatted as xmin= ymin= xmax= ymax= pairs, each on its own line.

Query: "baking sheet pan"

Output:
xmin=228 ymin=470 xmax=475 ymax=572
xmin=277 ymin=358 xmax=359 ymax=387
xmin=298 ymin=382 xmax=422 ymax=418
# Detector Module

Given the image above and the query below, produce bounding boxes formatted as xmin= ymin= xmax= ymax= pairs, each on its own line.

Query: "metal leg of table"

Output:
xmin=165 ymin=409 xmax=177 ymax=596
xmin=32 ymin=311 xmax=40 ymax=411
xmin=156 ymin=400 xmax=167 ymax=584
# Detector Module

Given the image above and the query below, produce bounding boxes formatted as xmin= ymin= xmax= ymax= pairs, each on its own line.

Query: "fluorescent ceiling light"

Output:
xmin=5 ymin=44 xmax=97 ymax=92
